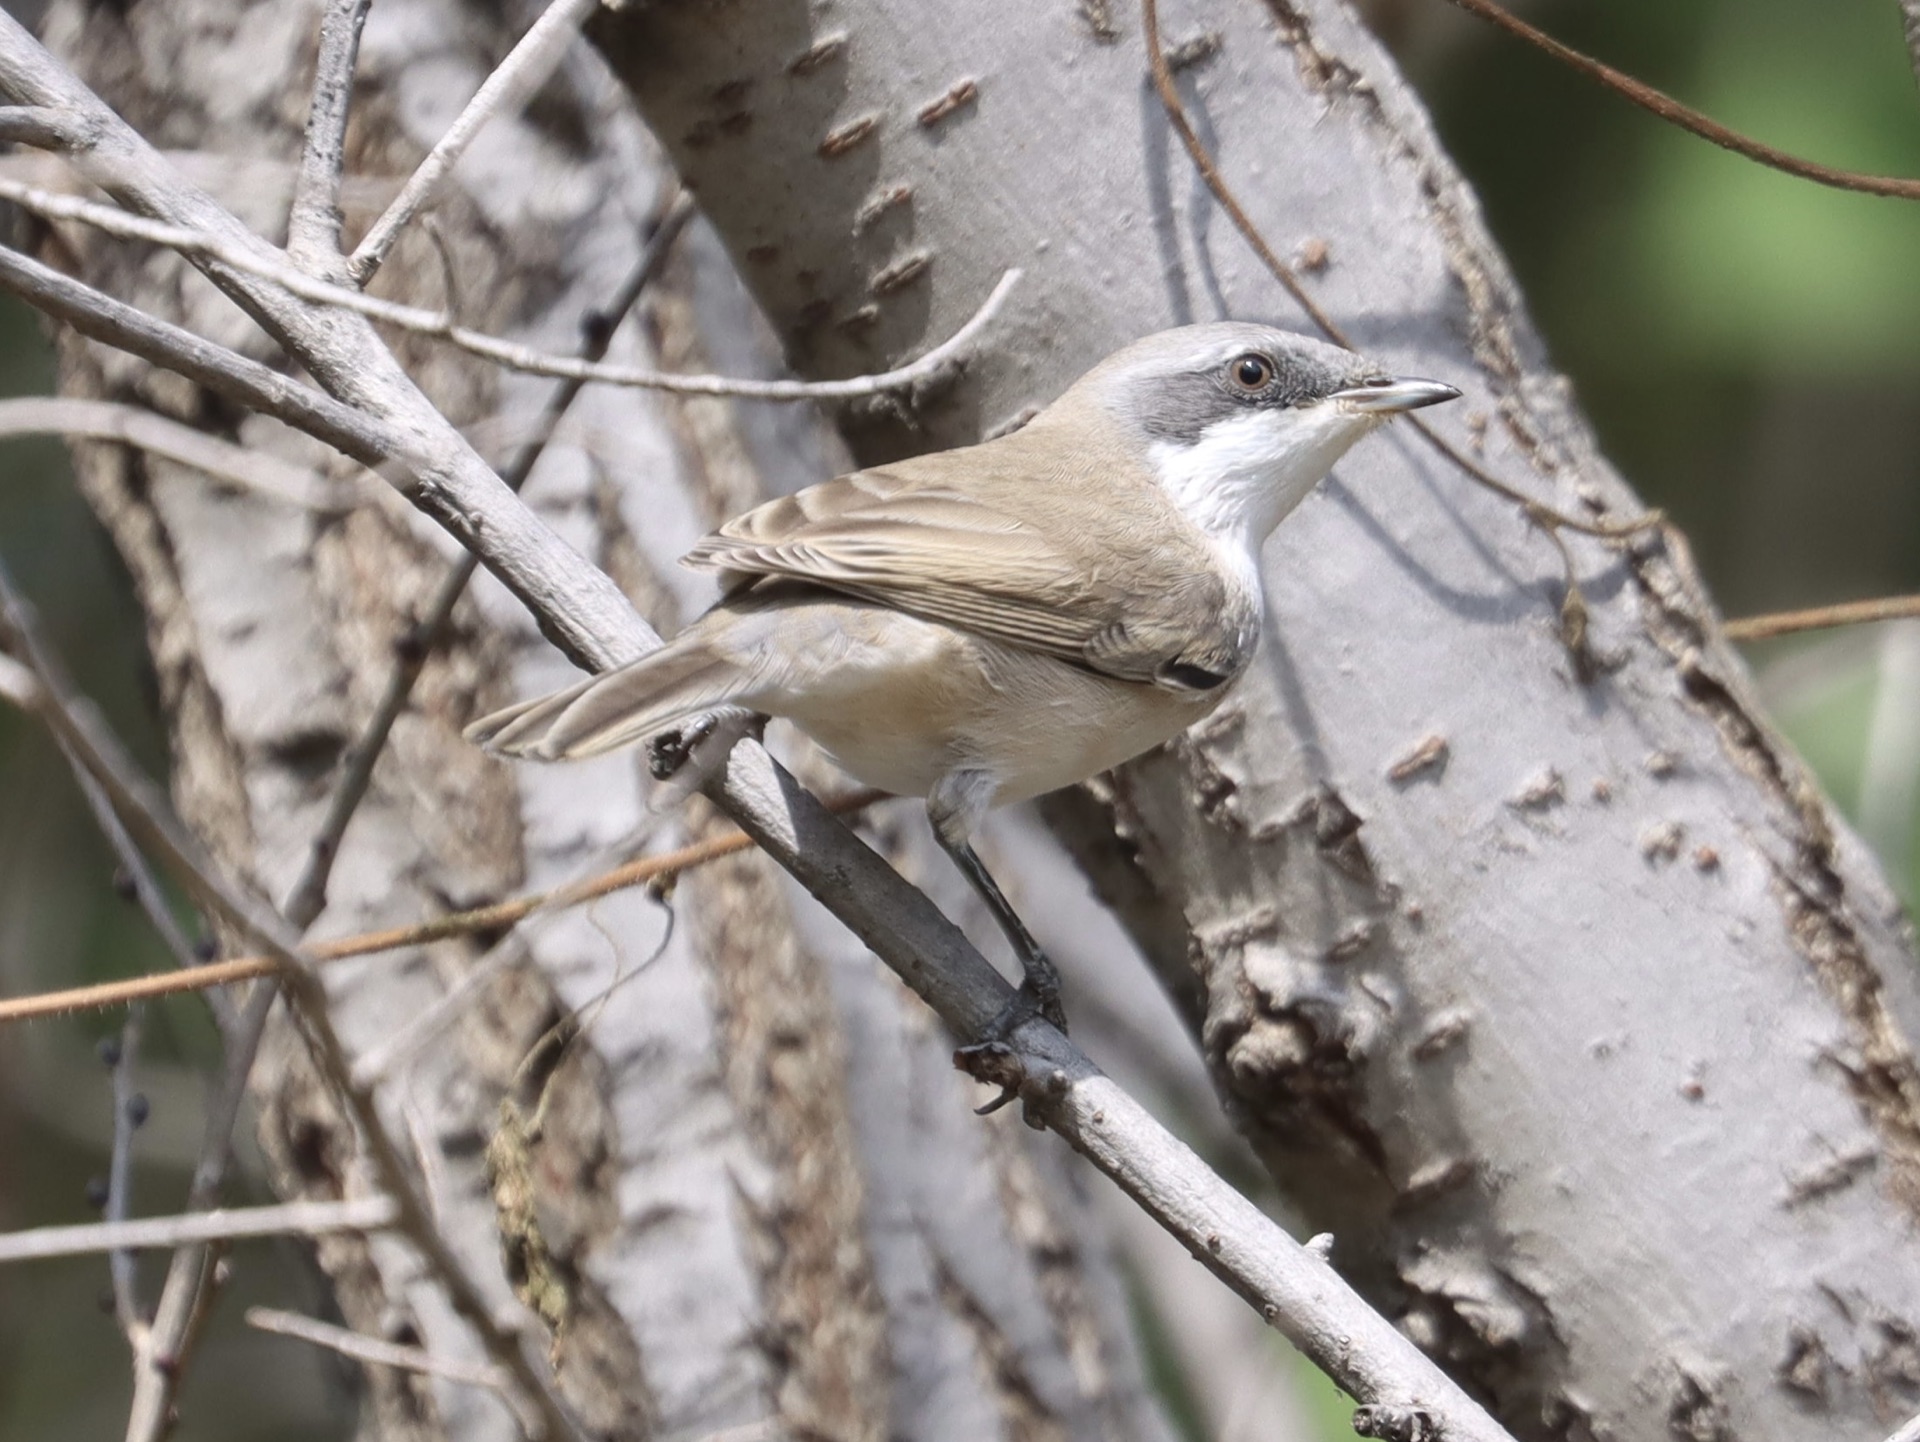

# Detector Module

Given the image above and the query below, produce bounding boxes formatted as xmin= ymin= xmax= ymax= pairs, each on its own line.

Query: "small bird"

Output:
xmin=469 ymin=324 xmax=1457 ymax=1038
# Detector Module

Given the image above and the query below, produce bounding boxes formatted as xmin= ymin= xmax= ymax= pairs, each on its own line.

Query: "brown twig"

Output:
xmin=0 ymin=557 xmax=587 ymax=1442
xmin=0 ymin=791 xmax=886 ymax=1024
xmin=1438 ymin=0 xmax=1920 ymax=202
xmin=1724 ymin=595 xmax=1920 ymax=643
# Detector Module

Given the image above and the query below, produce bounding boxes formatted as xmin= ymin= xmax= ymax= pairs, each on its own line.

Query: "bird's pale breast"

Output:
xmin=737 ymin=597 xmax=1221 ymax=806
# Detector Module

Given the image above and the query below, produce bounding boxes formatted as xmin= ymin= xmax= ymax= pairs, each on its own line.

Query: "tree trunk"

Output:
xmin=585 ymin=1 xmax=1920 ymax=1438
xmin=40 ymin=1 xmax=1181 ymax=1437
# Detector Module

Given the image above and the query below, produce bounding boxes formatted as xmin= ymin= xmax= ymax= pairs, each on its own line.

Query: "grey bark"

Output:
xmin=588 ymin=2 xmax=1920 ymax=1440
xmin=39 ymin=1 xmax=1182 ymax=1438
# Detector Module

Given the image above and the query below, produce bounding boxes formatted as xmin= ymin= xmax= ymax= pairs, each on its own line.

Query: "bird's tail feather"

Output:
xmin=464 ymin=637 xmax=754 ymax=761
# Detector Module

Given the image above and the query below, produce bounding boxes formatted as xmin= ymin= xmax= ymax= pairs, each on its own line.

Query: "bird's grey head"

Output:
xmin=1067 ymin=322 xmax=1459 ymax=550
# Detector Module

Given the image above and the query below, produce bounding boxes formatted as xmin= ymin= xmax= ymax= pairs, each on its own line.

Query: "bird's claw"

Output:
xmin=952 ymin=1039 xmax=1024 ymax=1114
xmin=647 ymin=715 xmax=718 ymax=780
xmin=952 ymin=980 xmax=1068 ymax=1115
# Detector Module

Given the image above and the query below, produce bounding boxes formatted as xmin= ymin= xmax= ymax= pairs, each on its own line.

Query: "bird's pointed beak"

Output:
xmin=1332 ymin=377 xmax=1462 ymax=415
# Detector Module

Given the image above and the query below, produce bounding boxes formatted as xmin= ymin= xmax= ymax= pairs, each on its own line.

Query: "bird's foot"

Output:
xmin=647 ymin=715 xmax=718 ymax=780
xmin=953 ymin=977 xmax=1068 ymax=1115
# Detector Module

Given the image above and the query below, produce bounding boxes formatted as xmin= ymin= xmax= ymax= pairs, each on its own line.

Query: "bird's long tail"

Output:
xmin=464 ymin=630 xmax=756 ymax=761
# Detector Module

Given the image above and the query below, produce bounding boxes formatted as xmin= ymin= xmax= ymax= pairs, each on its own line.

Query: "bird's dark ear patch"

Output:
xmin=1127 ymin=369 xmax=1245 ymax=446
xmin=1158 ymin=658 xmax=1232 ymax=692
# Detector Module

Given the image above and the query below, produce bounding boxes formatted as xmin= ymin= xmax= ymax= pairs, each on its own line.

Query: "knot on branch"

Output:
xmin=1352 ymin=1403 xmax=1440 ymax=1442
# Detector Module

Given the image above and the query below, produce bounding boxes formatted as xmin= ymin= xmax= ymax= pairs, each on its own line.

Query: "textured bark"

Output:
xmin=40 ymin=2 xmax=1178 ymax=1438
xmin=586 ymin=2 xmax=1920 ymax=1439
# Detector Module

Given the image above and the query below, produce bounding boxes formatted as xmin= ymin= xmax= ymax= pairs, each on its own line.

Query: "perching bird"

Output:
xmin=468 ymin=323 xmax=1458 ymax=1037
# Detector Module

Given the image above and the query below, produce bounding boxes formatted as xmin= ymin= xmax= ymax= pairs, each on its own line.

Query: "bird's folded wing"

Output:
xmin=682 ymin=468 xmax=1220 ymax=688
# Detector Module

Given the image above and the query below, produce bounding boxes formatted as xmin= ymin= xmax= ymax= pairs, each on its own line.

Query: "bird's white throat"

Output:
xmin=1146 ymin=405 xmax=1374 ymax=582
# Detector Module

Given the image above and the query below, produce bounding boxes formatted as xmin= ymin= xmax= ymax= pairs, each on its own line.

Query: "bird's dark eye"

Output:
xmin=1228 ymin=353 xmax=1274 ymax=391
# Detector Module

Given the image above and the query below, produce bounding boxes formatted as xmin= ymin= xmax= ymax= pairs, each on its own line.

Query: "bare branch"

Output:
xmin=65 ymin=760 xmax=214 ymax=1012
xmin=0 ymin=18 xmax=1517 ymax=1431
xmin=442 ymin=266 xmax=1020 ymax=399
xmin=1726 ymin=594 xmax=1920 ymax=641
xmin=247 ymin=1307 xmax=510 ymax=1392
xmin=0 ymin=241 xmax=398 ymax=468
xmin=0 ymin=1196 xmax=399 ymax=1264
xmin=126 ymin=988 xmax=279 ymax=1442
xmin=347 ymin=0 xmax=603 ymax=282
xmin=287 ymin=0 xmax=373 ymax=269
xmin=1440 ymin=0 xmax=1920 ymax=200
xmin=0 ymin=102 xmax=94 ymax=148
xmin=0 ymin=395 xmax=345 ymax=508
xmin=0 ymin=562 xmax=585 ymax=1442
xmin=281 ymin=192 xmax=693 ymax=929
xmin=0 ymin=168 xmax=1021 ymax=399
xmin=0 ymin=792 xmax=877 ymax=1025
xmin=103 ymin=1005 xmax=147 ymax=1337
xmin=1906 ymin=1 xmax=1920 ymax=89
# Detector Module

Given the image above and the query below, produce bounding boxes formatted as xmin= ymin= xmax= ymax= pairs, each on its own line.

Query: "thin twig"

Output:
xmin=0 ymin=170 xmax=1019 ymax=398
xmin=246 ymin=1306 xmax=509 ymax=1391
xmin=125 ymin=975 xmax=280 ymax=1442
xmin=0 ymin=241 xmax=405 ymax=471
xmin=0 ymin=794 xmax=881 ymax=1025
xmin=0 ymin=394 xmax=346 ymax=509
xmin=246 ymin=1310 xmax=778 ymax=1442
xmin=280 ymin=191 xmax=694 ymax=928
xmin=347 ymin=0 xmax=603 ymax=282
xmin=1725 ymin=595 xmax=1920 ymax=642
xmin=65 ymin=757 xmax=221 ymax=1019
xmin=0 ymin=1196 xmax=399 ymax=1264
xmin=1439 ymin=0 xmax=1920 ymax=201
xmin=0 ymin=562 xmax=584 ymax=1442
xmin=104 ymin=1005 xmax=147 ymax=1336
xmin=287 ymin=0 xmax=373 ymax=269
xmin=65 ymin=752 xmax=228 ymax=1361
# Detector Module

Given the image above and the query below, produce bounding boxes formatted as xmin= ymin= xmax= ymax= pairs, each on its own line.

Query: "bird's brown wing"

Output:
xmin=682 ymin=460 xmax=1249 ymax=692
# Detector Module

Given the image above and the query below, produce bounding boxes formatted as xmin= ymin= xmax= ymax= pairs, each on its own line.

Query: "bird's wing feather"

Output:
xmin=683 ymin=465 xmax=1236 ymax=688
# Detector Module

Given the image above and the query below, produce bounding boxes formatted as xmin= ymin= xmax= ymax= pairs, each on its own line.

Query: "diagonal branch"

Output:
xmin=279 ymin=190 xmax=693 ymax=928
xmin=0 ymin=563 xmax=587 ymax=1442
xmin=0 ymin=101 xmax=93 ymax=147
xmin=247 ymin=1307 xmax=510 ymax=1395
xmin=347 ymin=0 xmax=603 ymax=282
xmin=0 ymin=17 xmax=1518 ymax=1435
xmin=0 ymin=395 xmax=347 ymax=509
xmin=1439 ymin=0 xmax=1920 ymax=200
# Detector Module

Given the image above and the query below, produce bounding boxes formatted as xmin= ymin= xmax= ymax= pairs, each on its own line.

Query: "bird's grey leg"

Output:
xmin=927 ymin=770 xmax=1067 ymax=1039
